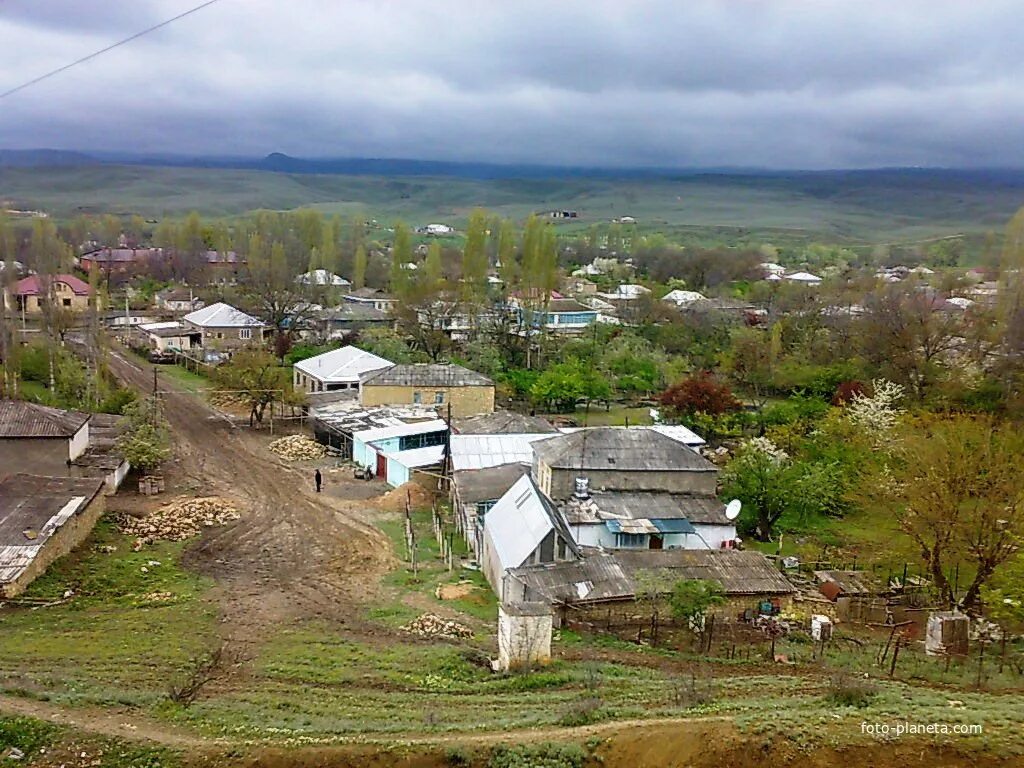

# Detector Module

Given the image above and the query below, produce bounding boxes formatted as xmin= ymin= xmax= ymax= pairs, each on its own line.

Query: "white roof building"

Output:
xmin=662 ymin=289 xmax=707 ymax=307
xmin=451 ymin=433 xmax=554 ymax=471
xmin=183 ymin=302 xmax=264 ymax=328
xmin=784 ymin=271 xmax=823 ymax=286
xmin=293 ymin=346 xmax=393 ymax=393
xmin=760 ymin=262 xmax=786 ymax=277
xmin=424 ymin=223 xmax=454 ymax=235
xmin=296 ymin=269 xmax=352 ymax=287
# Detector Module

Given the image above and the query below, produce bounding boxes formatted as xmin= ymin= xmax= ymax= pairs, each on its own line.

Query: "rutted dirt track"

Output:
xmin=106 ymin=348 xmax=394 ymax=649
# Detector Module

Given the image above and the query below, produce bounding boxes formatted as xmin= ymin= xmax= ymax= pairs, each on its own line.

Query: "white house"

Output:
xmin=423 ymin=223 xmax=454 ymax=235
xmin=600 ymin=284 xmax=651 ymax=301
xmin=784 ymin=271 xmax=823 ymax=286
xmin=760 ymin=262 xmax=786 ymax=278
xmin=662 ymin=289 xmax=707 ymax=307
xmin=295 ymin=269 xmax=351 ymax=288
xmin=293 ymin=346 xmax=393 ymax=394
xmin=182 ymin=302 xmax=268 ymax=351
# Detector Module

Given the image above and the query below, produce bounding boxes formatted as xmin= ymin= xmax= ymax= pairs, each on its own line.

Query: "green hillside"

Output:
xmin=2 ymin=164 xmax=1022 ymax=244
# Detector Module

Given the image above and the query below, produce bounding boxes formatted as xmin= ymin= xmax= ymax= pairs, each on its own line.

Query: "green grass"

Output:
xmin=3 ymin=165 xmax=1020 ymax=247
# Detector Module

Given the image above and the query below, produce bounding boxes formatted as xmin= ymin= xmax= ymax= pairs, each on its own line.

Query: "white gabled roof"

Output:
xmin=183 ymin=302 xmax=264 ymax=328
xmin=662 ymin=289 xmax=706 ymax=306
xmin=296 ymin=269 xmax=351 ymax=287
xmin=294 ymin=346 xmax=393 ymax=383
xmin=483 ymin=475 xmax=562 ymax=573
xmin=353 ymin=418 xmax=448 ymax=444
xmin=785 ymin=271 xmax=823 ymax=284
xmin=651 ymin=424 xmax=706 ymax=447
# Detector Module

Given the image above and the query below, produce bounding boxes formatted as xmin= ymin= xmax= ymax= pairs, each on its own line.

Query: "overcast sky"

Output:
xmin=1 ymin=0 xmax=1022 ymax=169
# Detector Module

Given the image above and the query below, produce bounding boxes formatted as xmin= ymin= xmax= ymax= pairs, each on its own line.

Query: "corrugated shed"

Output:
xmin=505 ymin=553 xmax=633 ymax=604
xmin=612 ymin=549 xmax=796 ymax=595
xmin=354 ymin=418 xmax=448 ymax=443
xmin=360 ymin=363 xmax=493 ymax=387
xmin=383 ymin=444 xmax=445 ymax=467
xmin=0 ymin=400 xmax=89 ymax=439
xmin=534 ymin=428 xmax=717 ymax=472
xmin=451 ymin=433 xmax=551 ymax=470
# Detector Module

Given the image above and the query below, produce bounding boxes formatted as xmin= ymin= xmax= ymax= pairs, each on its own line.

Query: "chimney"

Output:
xmin=574 ymin=476 xmax=590 ymax=499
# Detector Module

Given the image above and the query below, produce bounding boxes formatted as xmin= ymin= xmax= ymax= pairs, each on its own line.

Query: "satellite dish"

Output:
xmin=725 ymin=499 xmax=742 ymax=521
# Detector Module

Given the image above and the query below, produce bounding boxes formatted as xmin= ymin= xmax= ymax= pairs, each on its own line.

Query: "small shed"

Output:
xmin=497 ymin=601 xmax=553 ymax=671
xmin=926 ymin=612 xmax=969 ymax=656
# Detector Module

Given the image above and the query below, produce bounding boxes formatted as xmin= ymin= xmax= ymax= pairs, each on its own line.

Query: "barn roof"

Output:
xmin=612 ymin=549 xmax=796 ymax=595
xmin=533 ymin=427 xmax=717 ymax=472
xmin=360 ymin=363 xmax=492 ymax=387
xmin=0 ymin=400 xmax=89 ymax=439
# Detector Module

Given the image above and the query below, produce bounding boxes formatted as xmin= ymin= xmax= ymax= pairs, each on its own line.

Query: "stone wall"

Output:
xmin=360 ymin=384 xmax=495 ymax=417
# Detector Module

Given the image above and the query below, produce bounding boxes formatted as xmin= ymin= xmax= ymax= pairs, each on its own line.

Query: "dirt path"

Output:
xmin=106 ymin=348 xmax=395 ymax=655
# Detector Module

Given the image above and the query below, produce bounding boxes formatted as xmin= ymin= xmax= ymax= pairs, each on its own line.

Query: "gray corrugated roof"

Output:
xmin=612 ymin=549 xmax=796 ymax=595
xmin=506 ymin=553 xmax=633 ymax=604
xmin=453 ymin=411 xmax=557 ymax=435
xmin=0 ymin=400 xmax=89 ymax=439
xmin=533 ymin=427 xmax=718 ymax=472
xmin=453 ymin=463 xmax=530 ymax=504
xmin=562 ymin=491 xmax=729 ymax=525
xmin=360 ymin=363 xmax=493 ymax=387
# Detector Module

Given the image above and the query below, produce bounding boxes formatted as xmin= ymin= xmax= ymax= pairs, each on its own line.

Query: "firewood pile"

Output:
xmin=120 ymin=496 xmax=241 ymax=548
xmin=400 ymin=613 xmax=473 ymax=640
xmin=269 ymin=435 xmax=327 ymax=460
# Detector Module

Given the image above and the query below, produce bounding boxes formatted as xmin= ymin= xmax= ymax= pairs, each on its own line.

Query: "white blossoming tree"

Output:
xmin=845 ymin=378 xmax=905 ymax=444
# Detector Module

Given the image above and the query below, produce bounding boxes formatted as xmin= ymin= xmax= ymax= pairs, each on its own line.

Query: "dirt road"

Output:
xmin=106 ymin=348 xmax=394 ymax=651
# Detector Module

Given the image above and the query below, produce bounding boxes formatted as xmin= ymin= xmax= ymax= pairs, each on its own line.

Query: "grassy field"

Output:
xmin=3 ymin=165 xmax=1023 ymax=244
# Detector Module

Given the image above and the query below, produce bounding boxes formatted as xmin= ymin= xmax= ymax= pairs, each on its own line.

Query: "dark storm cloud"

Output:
xmin=0 ymin=0 xmax=1021 ymax=168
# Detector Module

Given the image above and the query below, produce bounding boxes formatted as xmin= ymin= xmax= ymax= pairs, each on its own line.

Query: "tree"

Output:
xmin=869 ymin=416 xmax=1024 ymax=612
xmin=660 ymin=372 xmax=741 ymax=419
xmin=116 ymin=396 xmax=173 ymax=472
xmin=461 ymin=208 xmax=489 ymax=305
xmin=214 ymin=350 xmax=295 ymax=427
xmin=242 ymin=233 xmax=313 ymax=339
xmin=668 ymin=579 xmax=725 ymax=626
xmin=352 ymin=244 xmax=368 ymax=290
xmin=390 ymin=222 xmax=412 ymax=296
xmin=529 ymin=361 xmax=610 ymax=413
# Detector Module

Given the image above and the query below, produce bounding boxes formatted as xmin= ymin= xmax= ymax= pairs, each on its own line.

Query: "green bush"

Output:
xmin=488 ymin=743 xmax=588 ymax=768
xmin=826 ymin=672 xmax=878 ymax=708
xmin=0 ymin=716 xmax=60 ymax=757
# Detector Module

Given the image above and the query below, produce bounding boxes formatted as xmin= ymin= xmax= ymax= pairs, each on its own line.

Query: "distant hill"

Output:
xmin=0 ymin=149 xmax=99 ymax=167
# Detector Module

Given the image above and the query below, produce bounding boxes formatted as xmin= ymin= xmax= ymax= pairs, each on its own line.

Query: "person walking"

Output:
xmin=314 ymin=469 xmax=323 ymax=493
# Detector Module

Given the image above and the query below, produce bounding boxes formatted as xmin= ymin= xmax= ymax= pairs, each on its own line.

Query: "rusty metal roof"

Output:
xmin=506 ymin=553 xmax=633 ymax=605
xmin=0 ymin=400 xmax=89 ymax=439
xmin=0 ymin=474 xmax=104 ymax=586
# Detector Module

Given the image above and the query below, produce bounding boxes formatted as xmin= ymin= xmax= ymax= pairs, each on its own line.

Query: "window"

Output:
xmin=413 ymin=391 xmax=422 ymax=404
xmin=434 ymin=391 xmax=445 ymax=404
xmin=239 ymin=328 xmax=252 ymax=340
xmin=616 ymin=533 xmax=648 ymax=548
xmin=475 ymin=500 xmax=496 ymax=516
xmin=62 ymin=298 xmax=72 ymax=307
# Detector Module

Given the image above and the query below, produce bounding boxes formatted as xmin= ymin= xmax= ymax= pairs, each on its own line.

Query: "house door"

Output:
xmin=649 ymin=535 xmax=664 ymax=550
xmin=376 ymin=451 xmax=387 ymax=481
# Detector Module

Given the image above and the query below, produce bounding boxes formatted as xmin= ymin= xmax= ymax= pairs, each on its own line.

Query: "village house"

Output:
xmin=0 ymin=474 xmax=106 ymax=598
xmin=309 ymin=401 xmax=439 ymax=460
xmin=5 ymin=274 xmax=94 ymax=314
xmin=182 ymin=302 xmax=270 ymax=352
xmin=662 ymin=289 xmax=707 ymax=308
xmin=295 ymin=269 xmax=352 ymax=288
xmin=137 ymin=321 xmax=202 ymax=355
xmin=563 ymin=276 xmax=598 ymax=296
xmin=480 ymin=473 xmax=581 ymax=592
xmin=204 ymin=250 xmax=244 ymax=284
xmin=315 ymin=303 xmax=392 ymax=340
xmin=532 ymin=298 xmax=599 ymax=334
xmin=453 ymin=411 xmax=557 ymax=435
xmin=343 ymin=288 xmax=398 ymax=313
xmin=359 ymin=363 xmax=495 ymax=417
xmin=155 ymin=287 xmax=204 ymax=313
xmin=351 ymin=418 xmax=448 ymax=483
xmin=531 ymin=427 xmax=719 ymax=500
xmin=453 ymin=462 xmax=532 ymax=557
xmin=0 ymin=399 xmax=90 ymax=476
xmin=79 ymin=247 xmax=161 ymax=274
xmin=293 ymin=346 xmax=392 ymax=394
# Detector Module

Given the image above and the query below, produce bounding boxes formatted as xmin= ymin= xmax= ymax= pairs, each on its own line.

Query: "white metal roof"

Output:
xmin=483 ymin=475 xmax=557 ymax=573
xmin=451 ymin=433 xmax=551 ymax=471
xmin=651 ymin=424 xmax=706 ymax=447
xmin=353 ymin=418 xmax=448 ymax=444
xmin=138 ymin=321 xmax=183 ymax=331
xmin=383 ymin=444 xmax=446 ymax=467
xmin=293 ymin=346 xmax=393 ymax=383
xmin=295 ymin=269 xmax=351 ymax=286
xmin=785 ymin=271 xmax=823 ymax=283
xmin=183 ymin=302 xmax=264 ymax=328
xmin=662 ymin=289 xmax=706 ymax=305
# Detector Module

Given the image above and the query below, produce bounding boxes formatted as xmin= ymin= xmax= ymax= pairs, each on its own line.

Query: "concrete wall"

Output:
xmin=2 ymin=491 xmax=105 ymax=599
xmin=189 ymin=324 xmax=268 ymax=351
xmin=497 ymin=605 xmax=553 ymax=671
xmin=0 ymin=439 xmax=74 ymax=478
xmin=69 ymin=423 xmax=90 ymax=461
xmin=360 ymin=384 xmax=495 ymax=418
xmin=543 ymin=463 xmax=717 ymax=500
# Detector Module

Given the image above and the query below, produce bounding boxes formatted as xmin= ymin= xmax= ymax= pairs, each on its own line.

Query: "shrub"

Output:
xmin=659 ymin=371 xmax=741 ymax=418
xmin=558 ymin=697 xmax=604 ymax=727
xmin=826 ymin=672 xmax=878 ymax=708
xmin=489 ymin=743 xmax=588 ymax=768
xmin=0 ymin=716 xmax=59 ymax=757
xmin=446 ymin=746 xmax=472 ymax=767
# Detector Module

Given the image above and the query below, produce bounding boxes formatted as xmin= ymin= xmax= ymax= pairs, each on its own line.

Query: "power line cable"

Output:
xmin=0 ymin=0 xmax=224 ymax=101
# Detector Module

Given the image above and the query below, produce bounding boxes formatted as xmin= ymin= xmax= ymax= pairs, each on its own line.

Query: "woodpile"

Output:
xmin=120 ymin=496 xmax=241 ymax=548
xmin=400 ymin=613 xmax=473 ymax=640
xmin=269 ymin=435 xmax=327 ymax=460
